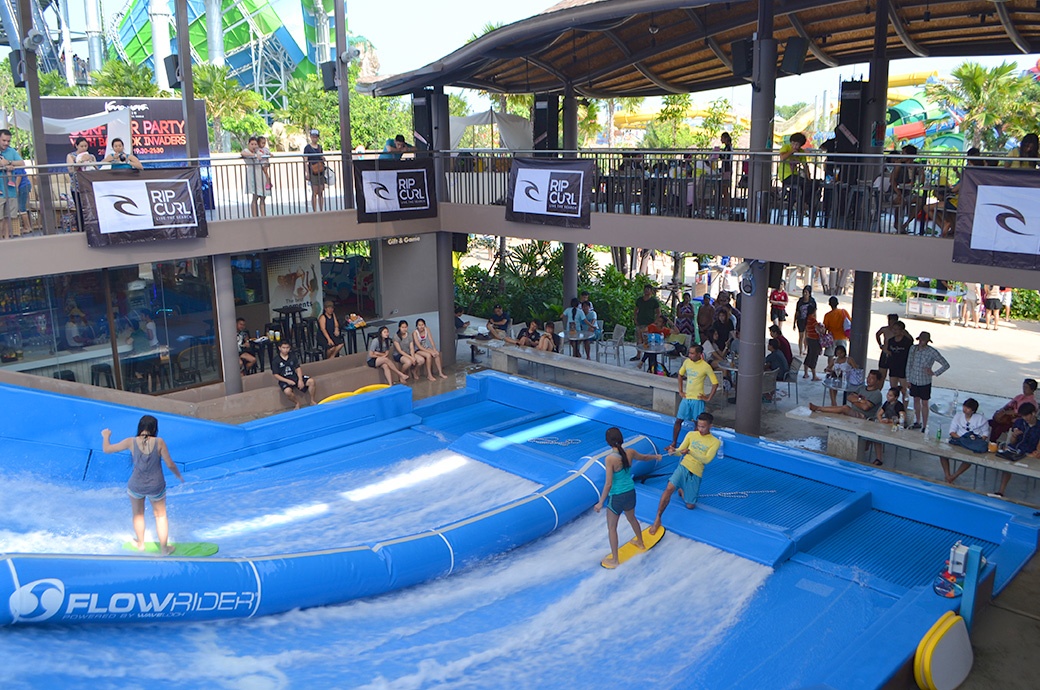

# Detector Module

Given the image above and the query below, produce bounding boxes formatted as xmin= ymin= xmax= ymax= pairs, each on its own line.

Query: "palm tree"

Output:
xmin=602 ymin=96 xmax=644 ymax=147
xmin=925 ymin=61 xmax=1039 ymax=150
xmin=89 ymin=59 xmax=162 ymax=98
xmin=282 ymin=75 xmax=335 ymax=136
xmin=194 ymin=64 xmax=266 ymax=152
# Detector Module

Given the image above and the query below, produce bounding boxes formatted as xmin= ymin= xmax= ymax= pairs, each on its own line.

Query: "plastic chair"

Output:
xmin=665 ymin=333 xmax=691 ymax=359
xmin=781 ymin=356 xmax=802 ymax=404
xmin=599 ymin=325 xmax=627 ymax=365
xmin=762 ymin=368 xmax=780 ymax=406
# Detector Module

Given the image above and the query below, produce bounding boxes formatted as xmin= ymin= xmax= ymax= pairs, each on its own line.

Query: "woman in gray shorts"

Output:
xmin=102 ymin=415 xmax=184 ymax=555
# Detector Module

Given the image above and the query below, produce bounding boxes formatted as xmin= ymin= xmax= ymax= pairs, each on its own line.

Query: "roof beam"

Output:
xmin=601 ymin=29 xmax=689 ymax=94
xmin=992 ymin=0 xmax=1032 ymax=54
xmin=682 ymin=8 xmax=731 ymax=71
xmin=887 ymin=3 xmax=929 ymax=57
xmin=789 ymin=13 xmax=838 ymax=68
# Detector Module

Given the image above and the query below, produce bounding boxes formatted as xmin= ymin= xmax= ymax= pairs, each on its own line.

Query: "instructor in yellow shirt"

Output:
xmin=650 ymin=412 xmax=720 ymax=535
xmin=667 ymin=344 xmax=718 ymax=451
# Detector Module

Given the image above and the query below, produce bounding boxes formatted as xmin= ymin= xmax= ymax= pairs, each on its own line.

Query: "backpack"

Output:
xmin=310 ymin=159 xmax=327 ymax=176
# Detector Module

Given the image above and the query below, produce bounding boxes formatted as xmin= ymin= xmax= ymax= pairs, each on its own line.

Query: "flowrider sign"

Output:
xmin=505 ymin=157 xmax=595 ymax=228
xmin=79 ymin=168 xmax=208 ymax=247
xmin=352 ymin=158 xmax=437 ymax=223
xmin=953 ymin=167 xmax=1040 ymax=270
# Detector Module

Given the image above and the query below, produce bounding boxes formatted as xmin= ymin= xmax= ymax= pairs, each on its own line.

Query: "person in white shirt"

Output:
xmin=940 ymin=397 xmax=989 ymax=484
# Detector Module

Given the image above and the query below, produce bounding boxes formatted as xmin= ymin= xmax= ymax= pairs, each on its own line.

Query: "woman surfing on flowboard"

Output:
xmin=102 ymin=415 xmax=183 ymax=555
xmin=594 ymin=427 xmax=661 ymax=568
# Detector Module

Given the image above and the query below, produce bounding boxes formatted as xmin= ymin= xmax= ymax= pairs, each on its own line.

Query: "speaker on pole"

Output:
xmin=451 ymin=233 xmax=469 ymax=253
xmin=767 ymin=262 xmax=788 ymax=290
xmin=780 ymin=38 xmax=809 ymax=75
xmin=10 ymin=50 xmax=25 ymax=88
xmin=164 ymin=54 xmax=181 ymax=90
xmin=320 ymin=61 xmax=338 ymax=91
xmin=730 ymin=39 xmax=754 ymax=79
xmin=533 ymin=94 xmax=559 ymax=154
xmin=412 ymin=92 xmax=434 ymax=151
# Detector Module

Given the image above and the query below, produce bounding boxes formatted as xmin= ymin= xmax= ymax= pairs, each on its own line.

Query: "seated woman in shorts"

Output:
xmin=368 ymin=326 xmax=408 ymax=385
xmin=393 ymin=320 xmax=417 ymax=376
xmin=536 ymin=321 xmax=560 ymax=352
xmin=411 ymin=317 xmax=447 ymax=380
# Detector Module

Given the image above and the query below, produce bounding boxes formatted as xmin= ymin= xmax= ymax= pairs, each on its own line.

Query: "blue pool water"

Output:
xmin=2 ymin=371 xmax=1038 ymax=689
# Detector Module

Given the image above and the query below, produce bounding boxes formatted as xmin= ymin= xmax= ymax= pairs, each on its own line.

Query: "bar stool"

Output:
xmin=90 ymin=363 xmax=115 ymax=388
xmin=53 ymin=369 xmax=76 ymax=382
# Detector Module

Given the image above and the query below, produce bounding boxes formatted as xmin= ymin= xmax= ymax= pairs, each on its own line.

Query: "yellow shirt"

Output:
xmin=676 ymin=430 xmax=721 ymax=477
xmin=778 ymin=143 xmax=804 ymax=181
xmin=678 ymin=358 xmax=718 ymax=400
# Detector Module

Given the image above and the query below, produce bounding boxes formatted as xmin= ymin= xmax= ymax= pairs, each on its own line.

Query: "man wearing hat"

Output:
xmin=64 ymin=309 xmax=91 ymax=348
xmin=304 ymin=129 xmax=326 ymax=212
xmin=905 ymin=331 xmax=950 ymax=432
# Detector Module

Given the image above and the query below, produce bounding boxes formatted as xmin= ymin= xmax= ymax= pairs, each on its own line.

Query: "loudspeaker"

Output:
xmin=10 ymin=50 xmax=25 ymax=88
xmin=451 ymin=233 xmax=469 ymax=254
xmin=320 ymin=61 xmax=338 ymax=91
xmin=412 ymin=92 xmax=434 ymax=151
xmin=836 ymin=80 xmax=868 ymax=154
xmin=533 ymin=94 xmax=559 ymax=153
xmin=731 ymin=39 xmax=754 ymax=79
xmin=767 ymin=262 xmax=788 ymax=290
xmin=780 ymin=37 xmax=808 ymax=75
xmin=164 ymin=54 xmax=181 ymax=90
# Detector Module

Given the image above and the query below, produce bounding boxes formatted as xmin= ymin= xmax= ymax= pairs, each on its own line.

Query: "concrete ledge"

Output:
xmin=0 ymin=352 xmax=383 ymax=423
xmin=788 ymin=409 xmax=1040 ymax=480
xmin=487 ymin=342 xmax=681 ymax=415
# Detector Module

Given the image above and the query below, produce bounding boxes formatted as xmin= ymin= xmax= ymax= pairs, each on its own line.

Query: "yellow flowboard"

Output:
xmin=601 ymin=526 xmax=665 ymax=569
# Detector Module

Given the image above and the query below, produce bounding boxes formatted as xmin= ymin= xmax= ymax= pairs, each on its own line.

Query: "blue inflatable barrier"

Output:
xmin=1 ymin=440 xmax=645 ymax=626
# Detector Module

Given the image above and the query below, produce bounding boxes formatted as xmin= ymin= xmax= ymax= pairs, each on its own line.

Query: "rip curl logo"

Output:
xmin=985 ymin=203 xmax=1031 ymax=236
xmin=103 ymin=194 xmax=145 ymax=216
xmin=523 ymin=181 xmax=540 ymax=202
xmin=9 ymin=578 xmax=65 ymax=623
xmin=969 ymin=185 xmax=1040 ymax=255
xmin=370 ymin=182 xmax=394 ymax=201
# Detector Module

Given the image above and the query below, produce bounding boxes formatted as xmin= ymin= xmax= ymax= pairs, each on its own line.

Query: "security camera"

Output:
xmin=22 ymin=28 xmax=45 ymax=52
xmin=340 ymin=48 xmax=360 ymax=64
xmin=730 ymin=261 xmax=751 ymax=278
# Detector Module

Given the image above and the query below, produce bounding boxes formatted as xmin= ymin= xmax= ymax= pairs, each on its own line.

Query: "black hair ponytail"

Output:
xmin=605 ymin=427 xmax=629 ymax=470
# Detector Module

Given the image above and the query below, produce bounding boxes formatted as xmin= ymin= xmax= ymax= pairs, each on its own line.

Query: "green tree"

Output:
xmin=194 ymin=64 xmax=267 ymax=153
xmin=776 ymin=102 xmax=808 ymax=120
xmin=39 ymin=71 xmax=84 ymax=97
xmin=925 ymin=61 xmax=1039 ymax=150
xmin=648 ymin=93 xmax=693 ymax=148
xmin=89 ymin=59 xmax=163 ymax=98
xmin=577 ymin=99 xmax=601 ymax=146
xmin=690 ymin=97 xmax=738 ymax=148
xmin=0 ymin=58 xmax=31 ymax=157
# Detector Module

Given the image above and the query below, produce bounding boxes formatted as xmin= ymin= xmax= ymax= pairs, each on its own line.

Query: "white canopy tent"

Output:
xmin=449 ymin=109 xmax=532 ymax=151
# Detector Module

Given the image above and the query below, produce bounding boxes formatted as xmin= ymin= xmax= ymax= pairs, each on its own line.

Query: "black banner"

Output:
xmin=352 ymin=158 xmax=438 ymax=223
xmin=40 ymin=97 xmax=210 ymax=166
xmin=505 ymin=157 xmax=595 ymax=229
xmin=952 ymin=167 xmax=1040 ymax=270
xmin=79 ymin=168 xmax=209 ymax=247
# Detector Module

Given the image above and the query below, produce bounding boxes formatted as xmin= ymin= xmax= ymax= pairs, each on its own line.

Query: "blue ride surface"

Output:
xmin=1 ymin=371 xmax=1038 ymax=689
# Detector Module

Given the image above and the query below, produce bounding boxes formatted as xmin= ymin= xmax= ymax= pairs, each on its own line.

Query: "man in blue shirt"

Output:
xmin=0 ymin=129 xmax=25 ymax=240
xmin=379 ymin=134 xmax=416 ymax=161
xmin=993 ymin=402 xmax=1040 ymax=497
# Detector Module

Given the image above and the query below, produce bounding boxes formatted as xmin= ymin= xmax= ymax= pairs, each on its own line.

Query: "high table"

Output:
xmin=822 ymin=376 xmax=855 ymax=405
xmin=564 ymin=330 xmax=596 ymax=358
xmin=636 ymin=342 xmax=669 ymax=373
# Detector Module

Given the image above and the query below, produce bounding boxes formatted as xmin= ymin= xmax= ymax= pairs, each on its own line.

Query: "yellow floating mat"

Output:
xmin=318 ymin=384 xmax=390 ymax=405
xmin=914 ymin=611 xmax=973 ymax=690
xmin=601 ymin=526 xmax=665 ymax=569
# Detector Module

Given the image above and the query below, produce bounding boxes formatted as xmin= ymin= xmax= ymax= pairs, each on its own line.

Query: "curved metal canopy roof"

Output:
xmin=361 ymin=0 xmax=1040 ymax=98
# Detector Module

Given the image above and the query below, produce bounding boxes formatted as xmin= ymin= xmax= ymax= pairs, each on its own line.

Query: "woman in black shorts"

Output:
xmin=794 ymin=285 xmax=816 ymax=356
xmin=884 ymin=320 xmax=915 ymax=404
xmin=367 ymin=326 xmax=408 ymax=385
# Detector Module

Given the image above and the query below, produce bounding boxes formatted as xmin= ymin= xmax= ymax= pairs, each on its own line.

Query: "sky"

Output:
xmin=18 ymin=0 xmax=1040 ymax=116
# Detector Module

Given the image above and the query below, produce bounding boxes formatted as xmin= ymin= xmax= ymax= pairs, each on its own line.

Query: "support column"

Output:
xmin=204 ymin=0 xmax=224 ymax=66
xmin=561 ymin=84 xmax=579 ymax=304
xmin=85 ymin=0 xmax=104 ymax=74
xmin=149 ymin=0 xmax=172 ymax=91
xmin=333 ymin=0 xmax=354 ymax=209
xmin=174 ymin=0 xmax=198 ymax=160
xmin=431 ymin=86 xmax=456 ymax=367
xmin=212 ymin=255 xmax=243 ymax=395
xmin=847 ymin=0 xmax=888 ymax=364
xmin=735 ymin=261 xmax=768 ymax=437
xmin=436 ymin=232 xmax=457 ymax=368
xmin=59 ymin=0 xmax=73 ymax=87
xmin=17 ymin=0 xmax=55 ymax=234
xmin=747 ymin=0 xmax=778 ymax=224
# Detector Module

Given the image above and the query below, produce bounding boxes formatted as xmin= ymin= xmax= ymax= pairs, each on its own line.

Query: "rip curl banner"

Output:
xmin=952 ymin=167 xmax=1040 ymax=270
xmin=78 ymin=168 xmax=209 ymax=247
xmin=352 ymin=158 xmax=438 ymax=223
xmin=505 ymin=157 xmax=595 ymax=229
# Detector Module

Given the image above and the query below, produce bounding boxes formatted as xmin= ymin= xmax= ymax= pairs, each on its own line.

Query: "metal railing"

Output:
xmin=4 ymin=148 xmax=1032 ymax=239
